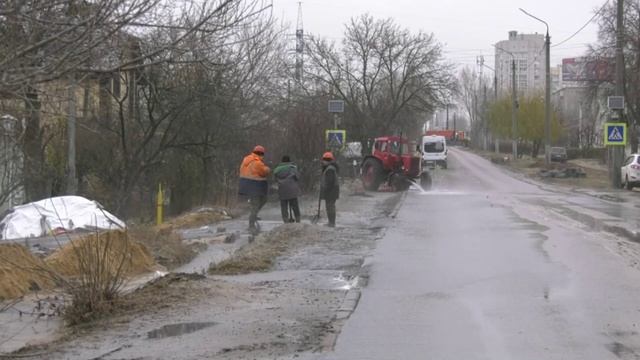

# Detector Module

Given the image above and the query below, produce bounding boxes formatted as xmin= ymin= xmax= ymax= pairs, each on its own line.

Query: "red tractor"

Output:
xmin=360 ymin=136 xmax=432 ymax=192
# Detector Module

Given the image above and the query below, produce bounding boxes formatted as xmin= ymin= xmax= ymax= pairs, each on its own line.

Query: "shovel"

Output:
xmin=311 ymin=191 xmax=322 ymax=224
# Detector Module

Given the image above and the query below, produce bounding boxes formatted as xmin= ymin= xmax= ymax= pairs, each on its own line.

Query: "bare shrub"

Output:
xmin=44 ymin=230 xmax=154 ymax=325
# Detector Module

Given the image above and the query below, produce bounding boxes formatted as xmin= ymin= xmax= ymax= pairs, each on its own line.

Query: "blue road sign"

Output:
xmin=604 ymin=123 xmax=627 ymax=146
xmin=325 ymin=130 xmax=346 ymax=149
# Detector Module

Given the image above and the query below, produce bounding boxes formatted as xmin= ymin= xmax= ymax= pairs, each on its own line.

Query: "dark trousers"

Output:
xmin=249 ymin=195 xmax=267 ymax=228
xmin=280 ymin=198 xmax=301 ymax=223
xmin=325 ymin=199 xmax=336 ymax=226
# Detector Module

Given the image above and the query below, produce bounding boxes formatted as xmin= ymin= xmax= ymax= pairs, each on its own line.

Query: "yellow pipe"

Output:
xmin=156 ymin=183 xmax=164 ymax=225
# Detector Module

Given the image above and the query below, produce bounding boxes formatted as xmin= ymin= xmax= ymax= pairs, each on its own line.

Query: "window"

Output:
xmin=390 ymin=141 xmax=409 ymax=154
xmin=424 ymin=142 xmax=444 ymax=153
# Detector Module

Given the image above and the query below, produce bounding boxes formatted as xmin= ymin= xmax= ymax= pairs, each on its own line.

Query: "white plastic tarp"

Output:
xmin=0 ymin=196 xmax=125 ymax=240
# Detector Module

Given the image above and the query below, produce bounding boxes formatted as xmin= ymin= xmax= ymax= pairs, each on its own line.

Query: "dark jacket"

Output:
xmin=273 ymin=162 xmax=302 ymax=200
xmin=238 ymin=153 xmax=270 ymax=196
xmin=320 ymin=162 xmax=339 ymax=201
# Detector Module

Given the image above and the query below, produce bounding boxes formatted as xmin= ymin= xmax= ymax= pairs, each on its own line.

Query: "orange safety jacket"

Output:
xmin=238 ymin=153 xmax=270 ymax=196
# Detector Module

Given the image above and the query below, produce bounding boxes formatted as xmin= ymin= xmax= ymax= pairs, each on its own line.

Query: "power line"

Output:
xmin=552 ymin=0 xmax=610 ymax=48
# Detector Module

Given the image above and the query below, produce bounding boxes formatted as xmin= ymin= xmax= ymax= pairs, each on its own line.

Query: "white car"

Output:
xmin=421 ymin=135 xmax=447 ymax=169
xmin=621 ymin=154 xmax=640 ymax=190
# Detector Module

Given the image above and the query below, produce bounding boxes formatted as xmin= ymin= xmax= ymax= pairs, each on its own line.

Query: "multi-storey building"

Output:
xmin=494 ymin=31 xmax=545 ymax=97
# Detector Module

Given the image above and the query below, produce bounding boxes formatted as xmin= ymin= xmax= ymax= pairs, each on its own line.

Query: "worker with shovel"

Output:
xmin=239 ymin=145 xmax=271 ymax=232
xmin=320 ymin=151 xmax=339 ymax=227
xmin=274 ymin=155 xmax=301 ymax=223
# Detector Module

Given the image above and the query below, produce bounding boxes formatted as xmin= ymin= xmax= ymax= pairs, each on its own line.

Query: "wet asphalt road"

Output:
xmin=321 ymin=148 xmax=640 ymax=360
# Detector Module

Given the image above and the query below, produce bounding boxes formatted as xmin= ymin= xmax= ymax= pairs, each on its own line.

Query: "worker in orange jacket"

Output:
xmin=239 ymin=145 xmax=271 ymax=231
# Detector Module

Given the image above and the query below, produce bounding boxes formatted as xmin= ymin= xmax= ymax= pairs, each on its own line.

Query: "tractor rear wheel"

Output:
xmin=361 ymin=158 xmax=383 ymax=191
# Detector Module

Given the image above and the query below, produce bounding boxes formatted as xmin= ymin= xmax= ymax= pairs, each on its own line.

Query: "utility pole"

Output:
xmin=610 ymin=0 xmax=625 ymax=187
xmin=544 ymin=29 xmax=551 ymax=165
xmin=66 ymin=75 xmax=78 ymax=194
xmin=520 ymin=8 xmax=551 ymax=164
xmin=446 ymin=103 xmax=449 ymax=129
xmin=484 ymin=84 xmax=488 ymax=150
xmin=511 ymin=58 xmax=518 ymax=160
xmin=453 ymin=112 xmax=457 ymax=136
xmin=295 ymin=2 xmax=304 ymax=84
xmin=494 ymin=46 xmax=519 ymax=159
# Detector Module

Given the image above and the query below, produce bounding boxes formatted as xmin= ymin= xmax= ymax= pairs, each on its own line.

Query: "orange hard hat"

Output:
xmin=253 ymin=145 xmax=265 ymax=154
xmin=322 ymin=151 xmax=334 ymax=161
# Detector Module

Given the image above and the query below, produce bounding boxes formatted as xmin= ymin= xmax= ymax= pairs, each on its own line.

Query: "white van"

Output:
xmin=421 ymin=135 xmax=447 ymax=169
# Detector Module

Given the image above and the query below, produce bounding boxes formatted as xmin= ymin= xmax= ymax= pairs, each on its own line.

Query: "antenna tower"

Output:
xmin=295 ymin=2 xmax=304 ymax=83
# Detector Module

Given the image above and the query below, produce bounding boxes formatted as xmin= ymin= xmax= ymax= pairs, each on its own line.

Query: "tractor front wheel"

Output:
xmin=390 ymin=173 xmax=410 ymax=191
xmin=420 ymin=172 xmax=432 ymax=191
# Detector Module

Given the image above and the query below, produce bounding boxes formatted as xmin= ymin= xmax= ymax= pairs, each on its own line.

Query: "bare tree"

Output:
xmin=591 ymin=0 xmax=640 ymax=152
xmin=306 ymin=14 xmax=454 ymax=144
xmin=0 ymin=0 xmax=273 ymax=204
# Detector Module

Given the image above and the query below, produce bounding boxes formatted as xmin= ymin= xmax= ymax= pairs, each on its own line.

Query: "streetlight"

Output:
xmin=520 ymin=8 xmax=551 ymax=165
xmin=494 ymin=44 xmax=518 ymax=160
xmin=477 ymin=56 xmax=496 ymax=151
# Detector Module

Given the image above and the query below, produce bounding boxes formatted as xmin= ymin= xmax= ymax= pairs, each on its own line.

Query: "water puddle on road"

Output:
xmin=147 ymin=322 xmax=216 ymax=339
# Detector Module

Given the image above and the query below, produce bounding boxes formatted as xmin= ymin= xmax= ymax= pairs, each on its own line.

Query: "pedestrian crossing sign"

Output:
xmin=326 ymin=130 xmax=346 ymax=150
xmin=604 ymin=123 xmax=627 ymax=146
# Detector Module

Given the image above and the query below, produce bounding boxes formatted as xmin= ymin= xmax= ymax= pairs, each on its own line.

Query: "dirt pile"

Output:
xmin=209 ymin=223 xmax=319 ymax=275
xmin=128 ymin=226 xmax=199 ymax=269
xmin=0 ymin=244 xmax=55 ymax=300
xmin=157 ymin=208 xmax=232 ymax=234
xmin=46 ymin=231 xmax=156 ymax=277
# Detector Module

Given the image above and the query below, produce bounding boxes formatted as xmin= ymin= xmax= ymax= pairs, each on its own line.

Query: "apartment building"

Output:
xmin=494 ymin=31 xmax=545 ymax=97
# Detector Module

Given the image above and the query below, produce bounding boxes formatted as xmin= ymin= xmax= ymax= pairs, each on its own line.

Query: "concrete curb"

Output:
xmin=336 ymin=289 xmax=361 ymax=320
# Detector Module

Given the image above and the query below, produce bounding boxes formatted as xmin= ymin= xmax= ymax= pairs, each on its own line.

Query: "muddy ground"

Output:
xmin=473 ymin=149 xmax=612 ymax=190
xmin=5 ymin=182 xmax=403 ymax=359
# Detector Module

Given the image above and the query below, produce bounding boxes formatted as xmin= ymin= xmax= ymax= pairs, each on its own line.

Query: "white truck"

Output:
xmin=420 ymin=135 xmax=448 ymax=169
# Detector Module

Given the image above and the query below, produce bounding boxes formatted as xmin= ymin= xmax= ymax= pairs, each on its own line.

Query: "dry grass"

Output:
xmin=158 ymin=208 xmax=232 ymax=234
xmin=45 ymin=231 xmax=155 ymax=278
xmin=0 ymin=231 xmax=162 ymax=325
xmin=0 ymin=244 xmax=55 ymax=300
xmin=209 ymin=224 xmax=313 ymax=275
xmin=110 ymin=273 xmax=207 ymax=319
xmin=127 ymin=225 xmax=199 ymax=270
xmin=506 ymin=157 xmax=611 ymax=190
xmin=475 ymin=149 xmax=613 ymax=191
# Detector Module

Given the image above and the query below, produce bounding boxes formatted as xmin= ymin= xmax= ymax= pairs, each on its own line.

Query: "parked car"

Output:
xmin=621 ymin=154 xmax=640 ymax=190
xmin=549 ymin=147 xmax=568 ymax=163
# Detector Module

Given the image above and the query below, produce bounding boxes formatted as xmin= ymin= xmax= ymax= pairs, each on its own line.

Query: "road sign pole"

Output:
xmin=610 ymin=0 xmax=625 ymax=188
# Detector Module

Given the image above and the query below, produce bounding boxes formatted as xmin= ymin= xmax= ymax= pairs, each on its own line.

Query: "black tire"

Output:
xmin=442 ymin=161 xmax=448 ymax=169
xmin=626 ymin=176 xmax=634 ymax=190
xmin=390 ymin=173 xmax=410 ymax=192
xmin=361 ymin=158 xmax=383 ymax=191
xmin=420 ymin=172 xmax=432 ymax=191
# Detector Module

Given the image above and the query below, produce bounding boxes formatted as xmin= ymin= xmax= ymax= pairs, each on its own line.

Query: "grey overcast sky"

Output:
xmin=273 ymin=0 xmax=607 ymax=68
